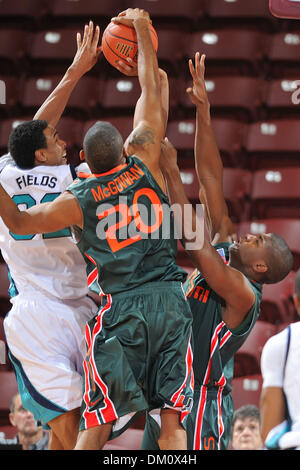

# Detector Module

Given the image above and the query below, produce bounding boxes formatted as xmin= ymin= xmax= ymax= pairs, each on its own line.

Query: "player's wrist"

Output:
xmin=133 ymin=17 xmax=151 ymax=30
xmin=66 ymin=64 xmax=85 ymax=81
xmin=196 ymin=103 xmax=211 ymax=125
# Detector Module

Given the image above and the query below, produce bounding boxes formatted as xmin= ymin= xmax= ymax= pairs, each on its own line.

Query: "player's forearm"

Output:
xmin=194 ymin=106 xmax=223 ymax=183
xmin=260 ymin=387 xmax=287 ymax=442
xmin=159 ymin=70 xmax=169 ymax=135
xmin=33 ymin=66 xmax=83 ymax=128
xmin=163 ymin=165 xmax=204 ymax=251
xmin=0 ymin=184 xmax=32 ymax=234
xmin=134 ymin=18 xmax=160 ymax=97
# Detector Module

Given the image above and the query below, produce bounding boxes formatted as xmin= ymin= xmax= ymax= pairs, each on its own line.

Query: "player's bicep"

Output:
xmin=24 ymin=191 xmax=82 ymax=234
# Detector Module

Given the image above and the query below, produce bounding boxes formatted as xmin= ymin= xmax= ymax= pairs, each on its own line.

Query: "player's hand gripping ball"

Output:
xmin=101 ymin=21 xmax=158 ymax=69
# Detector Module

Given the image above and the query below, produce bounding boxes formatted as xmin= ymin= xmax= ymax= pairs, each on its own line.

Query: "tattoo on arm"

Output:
xmin=129 ymin=126 xmax=155 ymax=147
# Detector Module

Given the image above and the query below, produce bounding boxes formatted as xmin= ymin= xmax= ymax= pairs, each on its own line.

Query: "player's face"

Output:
xmin=230 ymin=233 xmax=272 ymax=267
xmin=42 ymin=126 xmax=67 ymax=165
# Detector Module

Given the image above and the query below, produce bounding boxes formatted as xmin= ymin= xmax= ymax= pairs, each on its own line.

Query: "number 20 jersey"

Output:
xmin=0 ymin=161 xmax=89 ymax=300
xmin=68 ymin=156 xmax=187 ymax=296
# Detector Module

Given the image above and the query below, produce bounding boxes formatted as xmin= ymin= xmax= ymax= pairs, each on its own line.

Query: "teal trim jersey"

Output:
xmin=68 ymin=156 xmax=187 ymax=295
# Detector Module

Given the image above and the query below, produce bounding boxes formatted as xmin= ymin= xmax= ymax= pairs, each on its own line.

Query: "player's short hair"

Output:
xmin=231 ymin=405 xmax=260 ymax=436
xmin=83 ymin=121 xmax=123 ymax=173
xmin=261 ymin=233 xmax=293 ymax=284
xmin=295 ymin=269 xmax=300 ymax=298
xmin=8 ymin=120 xmax=48 ymax=169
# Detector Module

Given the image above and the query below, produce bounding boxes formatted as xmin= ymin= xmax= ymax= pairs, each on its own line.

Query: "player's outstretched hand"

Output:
xmin=111 ymin=8 xmax=151 ymax=28
xmin=186 ymin=52 xmax=209 ymax=108
xmin=70 ymin=21 xmax=101 ymax=77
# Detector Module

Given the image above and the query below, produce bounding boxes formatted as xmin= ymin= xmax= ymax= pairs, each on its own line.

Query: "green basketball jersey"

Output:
xmin=183 ymin=242 xmax=263 ymax=392
xmin=67 ymin=156 xmax=186 ymax=295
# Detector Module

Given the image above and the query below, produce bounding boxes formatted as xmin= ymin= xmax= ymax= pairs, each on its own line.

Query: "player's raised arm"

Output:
xmin=34 ymin=21 xmax=101 ymax=128
xmin=111 ymin=9 xmax=164 ymax=175
xmin=187 ymin=52 xmax=236 ymax=244
xmin=160 ymin=138 xmax=255 ymax=329
xmin=119 ymin=64 xmax=169 ymax=157
xmin=0 ymin=184 xmax=82 ymax=235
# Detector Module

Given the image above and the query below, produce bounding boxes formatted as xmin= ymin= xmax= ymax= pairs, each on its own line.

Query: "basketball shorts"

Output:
xmin=79 ymin=281 xmax=194 ymax=439
xmin=141 ymin=387 xmax=233 ymax=450
xmin=3 ymin=292 xmax=98 ymax=426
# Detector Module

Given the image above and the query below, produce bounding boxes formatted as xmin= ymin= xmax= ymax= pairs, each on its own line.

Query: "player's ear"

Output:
xmin=252 ymin=260 xmax=268 ymax=274
xmin=79 ymin=149 xmax=85 ymax=161
xmin=35 ymin=149 xmax=47 ymax=163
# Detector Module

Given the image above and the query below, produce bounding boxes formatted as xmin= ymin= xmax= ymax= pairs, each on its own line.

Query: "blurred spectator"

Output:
xmin=0 ymin=393 xmax=49 ymax=450
xmin=230 ymin=405 xmax=263 ymax=450
xmin=260 ymin=269 xmax=300 ymax=450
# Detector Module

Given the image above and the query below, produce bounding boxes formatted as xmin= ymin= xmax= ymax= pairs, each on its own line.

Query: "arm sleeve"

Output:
xmin=261 ymin=329 xmax=288 ymax=388
xmin=0 ymin=153 xmax=14 ymax=172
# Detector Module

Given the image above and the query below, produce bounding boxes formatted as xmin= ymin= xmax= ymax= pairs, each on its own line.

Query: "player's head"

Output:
xmin=81 ymin=121 xmax=124 ymax=173
xmin=8 ymin=120 xmax=67 ymax=169
xmin=229 ymin=232 xmax=293 ymax=284
xmin=293 ymin=268 xmax=300 ymax=316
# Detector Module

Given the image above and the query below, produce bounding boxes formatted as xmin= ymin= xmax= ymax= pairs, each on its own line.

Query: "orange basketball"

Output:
xmin=101 ymin=21 xmax=158 ymax=69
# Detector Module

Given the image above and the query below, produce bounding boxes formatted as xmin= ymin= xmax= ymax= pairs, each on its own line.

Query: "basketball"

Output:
xmin=101 ymin=21 xmax=158 ymax=69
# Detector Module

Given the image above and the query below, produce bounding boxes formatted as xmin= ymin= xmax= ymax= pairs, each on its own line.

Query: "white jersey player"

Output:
xmin=260 ymin=268 xmax=300 ymax=450
xmin=1 ymin=154 xmax=98 ymax=445
xmin=0 ymin=21 xmax=102 ymax=450
xmin=261 ymin=322 xmax=300 ymax=450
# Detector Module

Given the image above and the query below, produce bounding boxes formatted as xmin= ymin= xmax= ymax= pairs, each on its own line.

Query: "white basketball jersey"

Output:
xmin=284 ymin=322 xmax=300 ymax=430
xmin=0 ymin=160 xmax=89 ymax=300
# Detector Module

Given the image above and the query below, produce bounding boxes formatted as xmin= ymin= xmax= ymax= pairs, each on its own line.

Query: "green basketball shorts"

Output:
xmin=79 ymin=281 xmax=194 ymax=438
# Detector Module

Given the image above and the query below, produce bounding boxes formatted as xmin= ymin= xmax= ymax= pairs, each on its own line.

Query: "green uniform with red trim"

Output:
xmin=67 ymin=156 xmax=193 ymax=437
xmin=141 ymin=242 xmax=262 ymax=450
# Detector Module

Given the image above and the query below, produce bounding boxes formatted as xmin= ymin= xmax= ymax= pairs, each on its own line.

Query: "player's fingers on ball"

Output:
xmin=115 ymin=61 xmax=128 ymax=72
xmin=92 ymin=25 xmax=100 ymax=48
